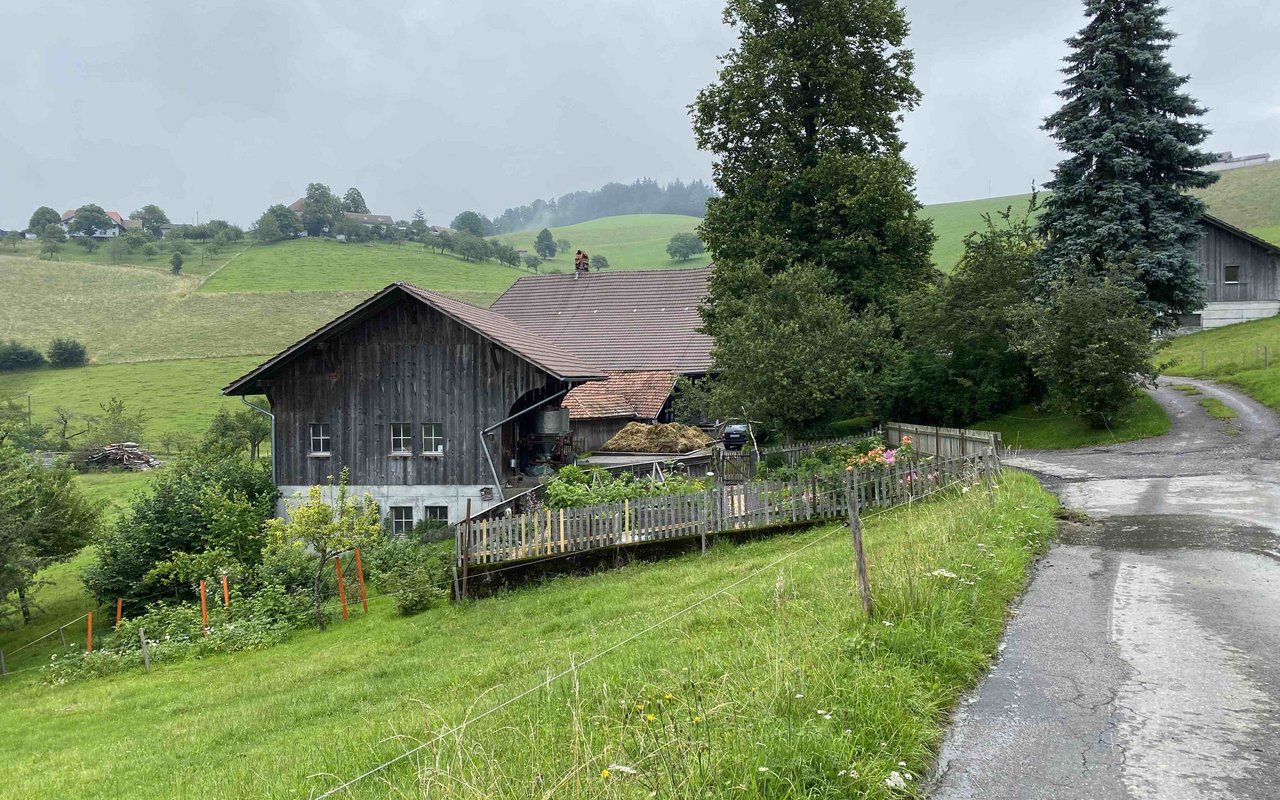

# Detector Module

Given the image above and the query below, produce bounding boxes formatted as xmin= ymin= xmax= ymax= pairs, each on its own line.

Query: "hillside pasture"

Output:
xmin=497 ymin=213 xmax=712 ymax=270
xmin=0 ymin=473 xmax=1056 ymax=799
xmin=0 ymin=356 xmax=261 ymax=449
xmin=1162 ymin=316 xmax=1280 ymax=416
xmin=2 ymin=237 xmax=241 ymax=277
xmin=199 ymin=239 xmax=518 ymax=299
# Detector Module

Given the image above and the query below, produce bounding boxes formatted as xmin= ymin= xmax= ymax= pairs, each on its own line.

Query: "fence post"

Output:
xmin=354 ymin=547 xmax=369 ymax=613
xmin=334 ymin=556 xmax=348 ymax=620
xmin=1267 ymin=345 xmax=1271 ymax=369
xmin=1201 ymin=347 xmax=1206 ymax=370
xmin=116 ymin=597 xmax=123 ymax=628
xmin=58 ymin=625 xmax=66 ymax=649
xmin=0 ymin=648 xmax=6 ymax=679
xmin=845 ymin=469 xmax=873 ymax=618
xmin=221 ymin=574 xmax=230 ymax=609
xmin=86 ymin=611 xmax=93 ymax=653
xmin=461 ymin=499 xmax=472 ymax=601
xmin=139 ymin=628 xmax=151 ymax=673
xmin=199 ymin=579 xmax=209 ymax=633
xmin=983 ymin=448 xmax=996 ymax=507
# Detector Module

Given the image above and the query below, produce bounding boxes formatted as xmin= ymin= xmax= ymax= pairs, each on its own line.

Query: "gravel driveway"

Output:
xmin=929 ymin=378 xmax=1280 ymax=800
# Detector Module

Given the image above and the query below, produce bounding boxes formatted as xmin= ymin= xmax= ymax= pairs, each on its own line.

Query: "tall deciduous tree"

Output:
xmin=301 ymin=183 xmax=340 ymax=237
xmin=68 ymin=204 xmax=112 ymax=238
xmin=340 ymin=187 xmax=370 ymax=214
xmin=129 ymin=204 xmax=170 ymax=236
xmin=28 ymin=206 xmax=61 ymax=232
xmin=692 ymin=0 xmax=934 ymax=322
xmin=451 ymin=211 xmax=494 ymax=238
xmin=534 ymin=227 xmax=557 ymax=258
xmin=1037 ymin=0 xmax=1217 ymax=320
xmin=39 ymin=224 xmax=66 ymax=260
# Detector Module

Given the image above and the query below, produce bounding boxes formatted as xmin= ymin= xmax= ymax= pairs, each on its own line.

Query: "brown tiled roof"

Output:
xmin=564 ymin=371 xmax=676 ymax=420
xmin=287 ymin=197 xmax=306 ymax=212
xmin=490 ymin=267 xmax=713 ymax=373
xmin=223 ymin=283 xmax=604 ymax=395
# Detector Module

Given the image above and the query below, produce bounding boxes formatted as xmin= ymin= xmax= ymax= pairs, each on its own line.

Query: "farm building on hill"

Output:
xmin=224 ymin=267 xmax=713 ymax=524
xmin=1189 ymin=215 xmax=1280 ymax=328
xmin=60 ymin=208 xmax=140 ymax=239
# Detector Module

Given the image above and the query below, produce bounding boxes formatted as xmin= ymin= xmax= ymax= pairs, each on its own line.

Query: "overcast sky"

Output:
xmin=1 ymin=1 xmax=1275 ymax=229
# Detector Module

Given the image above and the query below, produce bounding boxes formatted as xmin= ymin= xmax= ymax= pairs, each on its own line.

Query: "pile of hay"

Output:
xmin=602 ymin=422 xmax=712 ymax=453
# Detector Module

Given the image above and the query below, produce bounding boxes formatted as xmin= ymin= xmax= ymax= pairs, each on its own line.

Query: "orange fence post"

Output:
xmin=115 ymin=597 xmax=123 ymax=627
xmin=199 ymin=579 xmax=209 ymax=633
xmin=86 ymin=612 xmax=93 ymax=653
xmin=354 ymin=548 xmax=369 ymax=614
xmin=334 ymin=556 xmax=349 ymax=620
xmin=221 ymin=574 xmax=230 ymax=608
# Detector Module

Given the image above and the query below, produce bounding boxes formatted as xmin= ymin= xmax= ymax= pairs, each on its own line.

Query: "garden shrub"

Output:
xmin=364 ymin=539 xmax=453 ymax=615
xmin=543 ymin=465 xmax=708 ymax=509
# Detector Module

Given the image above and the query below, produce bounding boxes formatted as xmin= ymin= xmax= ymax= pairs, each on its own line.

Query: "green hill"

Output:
xmin=922 ymin=161 xmax=1280 ymax=271
xmin=495 ymin=213 xmax=710 ymax=270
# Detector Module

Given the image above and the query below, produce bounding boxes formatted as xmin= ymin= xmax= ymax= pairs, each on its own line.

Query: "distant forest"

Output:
xmin=491 ymin=178 xmax=714 ymax=233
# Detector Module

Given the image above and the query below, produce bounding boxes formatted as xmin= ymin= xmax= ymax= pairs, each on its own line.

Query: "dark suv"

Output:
xmin=722 ymin=423 xmax=750 ymax=451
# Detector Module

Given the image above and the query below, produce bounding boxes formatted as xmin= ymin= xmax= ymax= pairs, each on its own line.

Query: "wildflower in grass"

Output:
xmin=794 ymin=693 xmax=804 ymax=699
xmin=693 ymin=716 xmax=703 ymax=724
xmin=607 ymin=764 xmax=637 ymax=775
xmin=634 ymin=702 xmax=644 ymax=711
xmin=645 ymin=713 xmax=656 ymax=722
xmin=757 ymin=766 xmax=769 ymax=773
xmin=927 ymin=569 xmax=958 ymax=579
xmin=663 ymin=693 xmax=674 ymax=701
xmin=886 ymin=771 xmax=908 ymax=790
xmin=882 ymin=620 xmax=893 ymax=627
xmin=601 ymin=769 xmax=610 ymax=779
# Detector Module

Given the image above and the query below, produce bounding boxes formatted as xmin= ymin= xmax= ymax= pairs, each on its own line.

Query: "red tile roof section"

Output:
xmin=563 ymin=371 xmax=677 ymax=420
xmin=490 ymin=268 xmax=713 ymax=374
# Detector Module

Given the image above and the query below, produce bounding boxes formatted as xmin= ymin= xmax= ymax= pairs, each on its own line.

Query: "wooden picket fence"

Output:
xmin=458 ymin=449 xmax=999 ymax=567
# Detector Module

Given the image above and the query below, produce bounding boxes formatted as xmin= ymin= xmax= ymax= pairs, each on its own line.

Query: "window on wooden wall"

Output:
xmin=309 ymin=423 xmax=331 ymax=455
xmin=424 ymin=505 xmax=448 ymax=523
xmin=389 ymin=506 xmax=414 ymax=535
xmin=1224 ymin=265 xmax=1241 ymax=285
xmin=390 ymin=423 xmax=412 ymax=454
xmin=422 ymin=422 xmax=444 ymax=455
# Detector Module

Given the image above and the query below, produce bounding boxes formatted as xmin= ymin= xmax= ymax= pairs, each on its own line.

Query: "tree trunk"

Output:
xmin=16 ymin=584 xmax=32 ymax=624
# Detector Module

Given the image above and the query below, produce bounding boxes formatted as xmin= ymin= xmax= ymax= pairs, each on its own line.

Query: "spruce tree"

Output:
xmin=1038 ymin=0 xmax=1218 ymax=319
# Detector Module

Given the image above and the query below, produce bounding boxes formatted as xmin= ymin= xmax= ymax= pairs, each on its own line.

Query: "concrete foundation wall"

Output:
xmin=1199 ymin=301 xmax=1280 ymax=328
xmin=276 ymin=484 xmax=500 ymax=525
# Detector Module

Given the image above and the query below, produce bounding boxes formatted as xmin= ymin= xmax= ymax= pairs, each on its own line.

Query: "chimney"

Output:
xmin=574 ymin=250 xmax=590 ymax=276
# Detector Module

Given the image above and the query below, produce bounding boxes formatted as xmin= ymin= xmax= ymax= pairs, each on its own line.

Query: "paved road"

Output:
xmin=929 ymin=378 xmax=1280 ymax=800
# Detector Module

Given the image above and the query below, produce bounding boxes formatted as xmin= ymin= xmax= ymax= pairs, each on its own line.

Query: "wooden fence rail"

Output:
xmin=883 ymin=421 xmax=1002 ymax=458
xmin=458 ymin=450 xmax=999 ymax=567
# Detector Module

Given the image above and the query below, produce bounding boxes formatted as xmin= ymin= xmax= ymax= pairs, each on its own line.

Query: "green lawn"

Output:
xmin=200 ymin=239 xmax=519 ymax=298
xmin=977 ymin=392 xmax=1170 ymax=450
xmin=0 ymin=357 xmax=261 ymax=449
xmin=0 ymin=473 xmax=1056 ymax=799
xmin=2 ymin=238 xmax=242 ymax=277
xmin=496 ymin=213 xmax=712 ymax=271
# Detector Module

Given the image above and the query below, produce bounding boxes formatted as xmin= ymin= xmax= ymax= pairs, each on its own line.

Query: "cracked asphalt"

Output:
xmin=928 ymin=378 xmax=1280 ymax=799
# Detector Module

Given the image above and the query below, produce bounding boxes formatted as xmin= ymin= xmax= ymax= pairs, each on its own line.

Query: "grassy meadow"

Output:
xmin=497 ymin=213 xmax=712 ymax=271
xmin=1162 ymin=315 xmax=1280 ymax=415
xmin=976 ymin=392 xmax=1170 ymax=450
xmin=3 ymin=236 xmax=241 ymax=276
xmin=0 ymin=357 xmax=261 ymax=448
xmin=0 ymin=473 xmax=1057 ymax=799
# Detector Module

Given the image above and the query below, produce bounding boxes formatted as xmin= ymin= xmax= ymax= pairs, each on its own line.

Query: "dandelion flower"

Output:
xmin=634 ymin=703 xmax=644 ymax=711
xmin=692 ymin=716 xmax=702 ymax=724
xmin=601 ymin=769 xmax=610 ymax=779
xmin=663 ymin=693 xmax=674 ymax=701
xmin=645 ymin=713 xmax=656 ymax=722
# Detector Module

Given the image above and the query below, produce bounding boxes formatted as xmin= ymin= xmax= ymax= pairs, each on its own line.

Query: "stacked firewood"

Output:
xmin=82 ymin=442 xmax=163 ymax=471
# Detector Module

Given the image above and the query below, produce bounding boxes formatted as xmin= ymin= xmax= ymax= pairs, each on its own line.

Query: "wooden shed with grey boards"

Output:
xmin=1193 ymin=215 xmax=1280 ymax=328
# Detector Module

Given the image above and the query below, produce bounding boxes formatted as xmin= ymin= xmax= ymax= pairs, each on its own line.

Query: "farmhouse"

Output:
xmin=1191 ymin=214 xmax=1280 ymax=328
xmin=60 ymin=208 xmax=140 ymax=239
xmin=224 ymin=267 xmax=713 ymax=524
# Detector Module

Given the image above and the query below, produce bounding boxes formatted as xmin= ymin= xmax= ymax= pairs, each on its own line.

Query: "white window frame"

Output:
xmin=390 ymin=422 xmax=412 ymax=455
xmin=390 ymin=506 xmax=415 ymax=535
xmin=1224 ymin=265 xmax=1241 ymax=285
xmin=422 ymin=422 xmax=444 ymax=456
xmin=309 ymin=423 xmax=331 ymax=456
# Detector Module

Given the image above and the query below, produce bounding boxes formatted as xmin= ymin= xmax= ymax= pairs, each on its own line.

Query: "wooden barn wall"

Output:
xmin=268 ymin=296 xmax=551 ymax=487
xmin=1199 ymin=225 xmax=1278 ymax=302
xmin=571 ymin=418 xmax=633 ymax=453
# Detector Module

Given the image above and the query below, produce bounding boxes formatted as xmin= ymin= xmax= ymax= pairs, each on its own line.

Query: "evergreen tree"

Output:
xmin=341 ymin=187 xmax=370 ymax=214
xmin=1037 ymin=0 xmax=1218 ymax=320
xmin=534 ymin=228 xmax=557 ymax=258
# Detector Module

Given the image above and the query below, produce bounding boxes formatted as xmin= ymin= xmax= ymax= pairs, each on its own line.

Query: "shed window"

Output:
xmin=309 ymin=423 xmax=331 ymax=455
xmin=422 ymin=422 xmax=444 ymax=455
xmin=389 ymin=506 xmax=414 ymax=535
xmin=423 ymin=505 xmax=449 ymax=523
xmin=390 ymin=423 xmax=412 ymax=454
xmin=1224 ymin=265 xmax=1241 ymax=285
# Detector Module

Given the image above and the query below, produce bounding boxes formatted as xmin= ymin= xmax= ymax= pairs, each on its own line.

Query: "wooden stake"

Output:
xmin=983 ymin=448 xmax=996 ymax=506
xmin=334 ymin=556 xmax=348 ymax=620
xmin=0 ymin=648 xmax=6 ymax=678
xmin=199 ymin=579 xmax=208 ymax=633
xmin=86 ymin=612 xmax=93 ymax=653
xmin=139 ymin=628 xmax=151 ymax=673
xmin=115 ymin=597 xmax=123 ymax=627
xmin=221 ymin=574 xmax=230 ymax=608
xmin=845 ymin=470 xmax=873 ymax=618
xmin=354 ymin=547 xmax=369 ymax=613
xmin=461 ymin=499 xmax=472 ymax=600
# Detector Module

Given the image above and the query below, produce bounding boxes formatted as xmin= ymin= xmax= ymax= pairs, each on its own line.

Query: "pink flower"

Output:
xmin=883 ymin=449 xmax=896 ymax=466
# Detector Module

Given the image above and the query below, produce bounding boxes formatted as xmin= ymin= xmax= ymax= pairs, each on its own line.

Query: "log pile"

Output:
xmin=83 ymin=442 xmax=163 ymax=471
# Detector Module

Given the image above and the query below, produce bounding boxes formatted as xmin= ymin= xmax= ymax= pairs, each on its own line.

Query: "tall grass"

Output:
xmin=0 ymin=472 xmax=1056 ymax=799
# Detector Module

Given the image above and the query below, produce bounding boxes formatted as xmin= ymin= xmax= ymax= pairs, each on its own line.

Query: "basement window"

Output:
xmin=309 ymin=423 xmax=331 ymax=456
xmin=389 ymin=506 xmax=414 ymax=535
xmin=422 ymin=422 xmax=444 ymax=455
xmin=424 ymin=505 xmax=449 ymax=523
xmin=390 ymin=422 xmax=412 ymax=455
xmin=1224 ymin=265 xmax=1241 ymax=285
